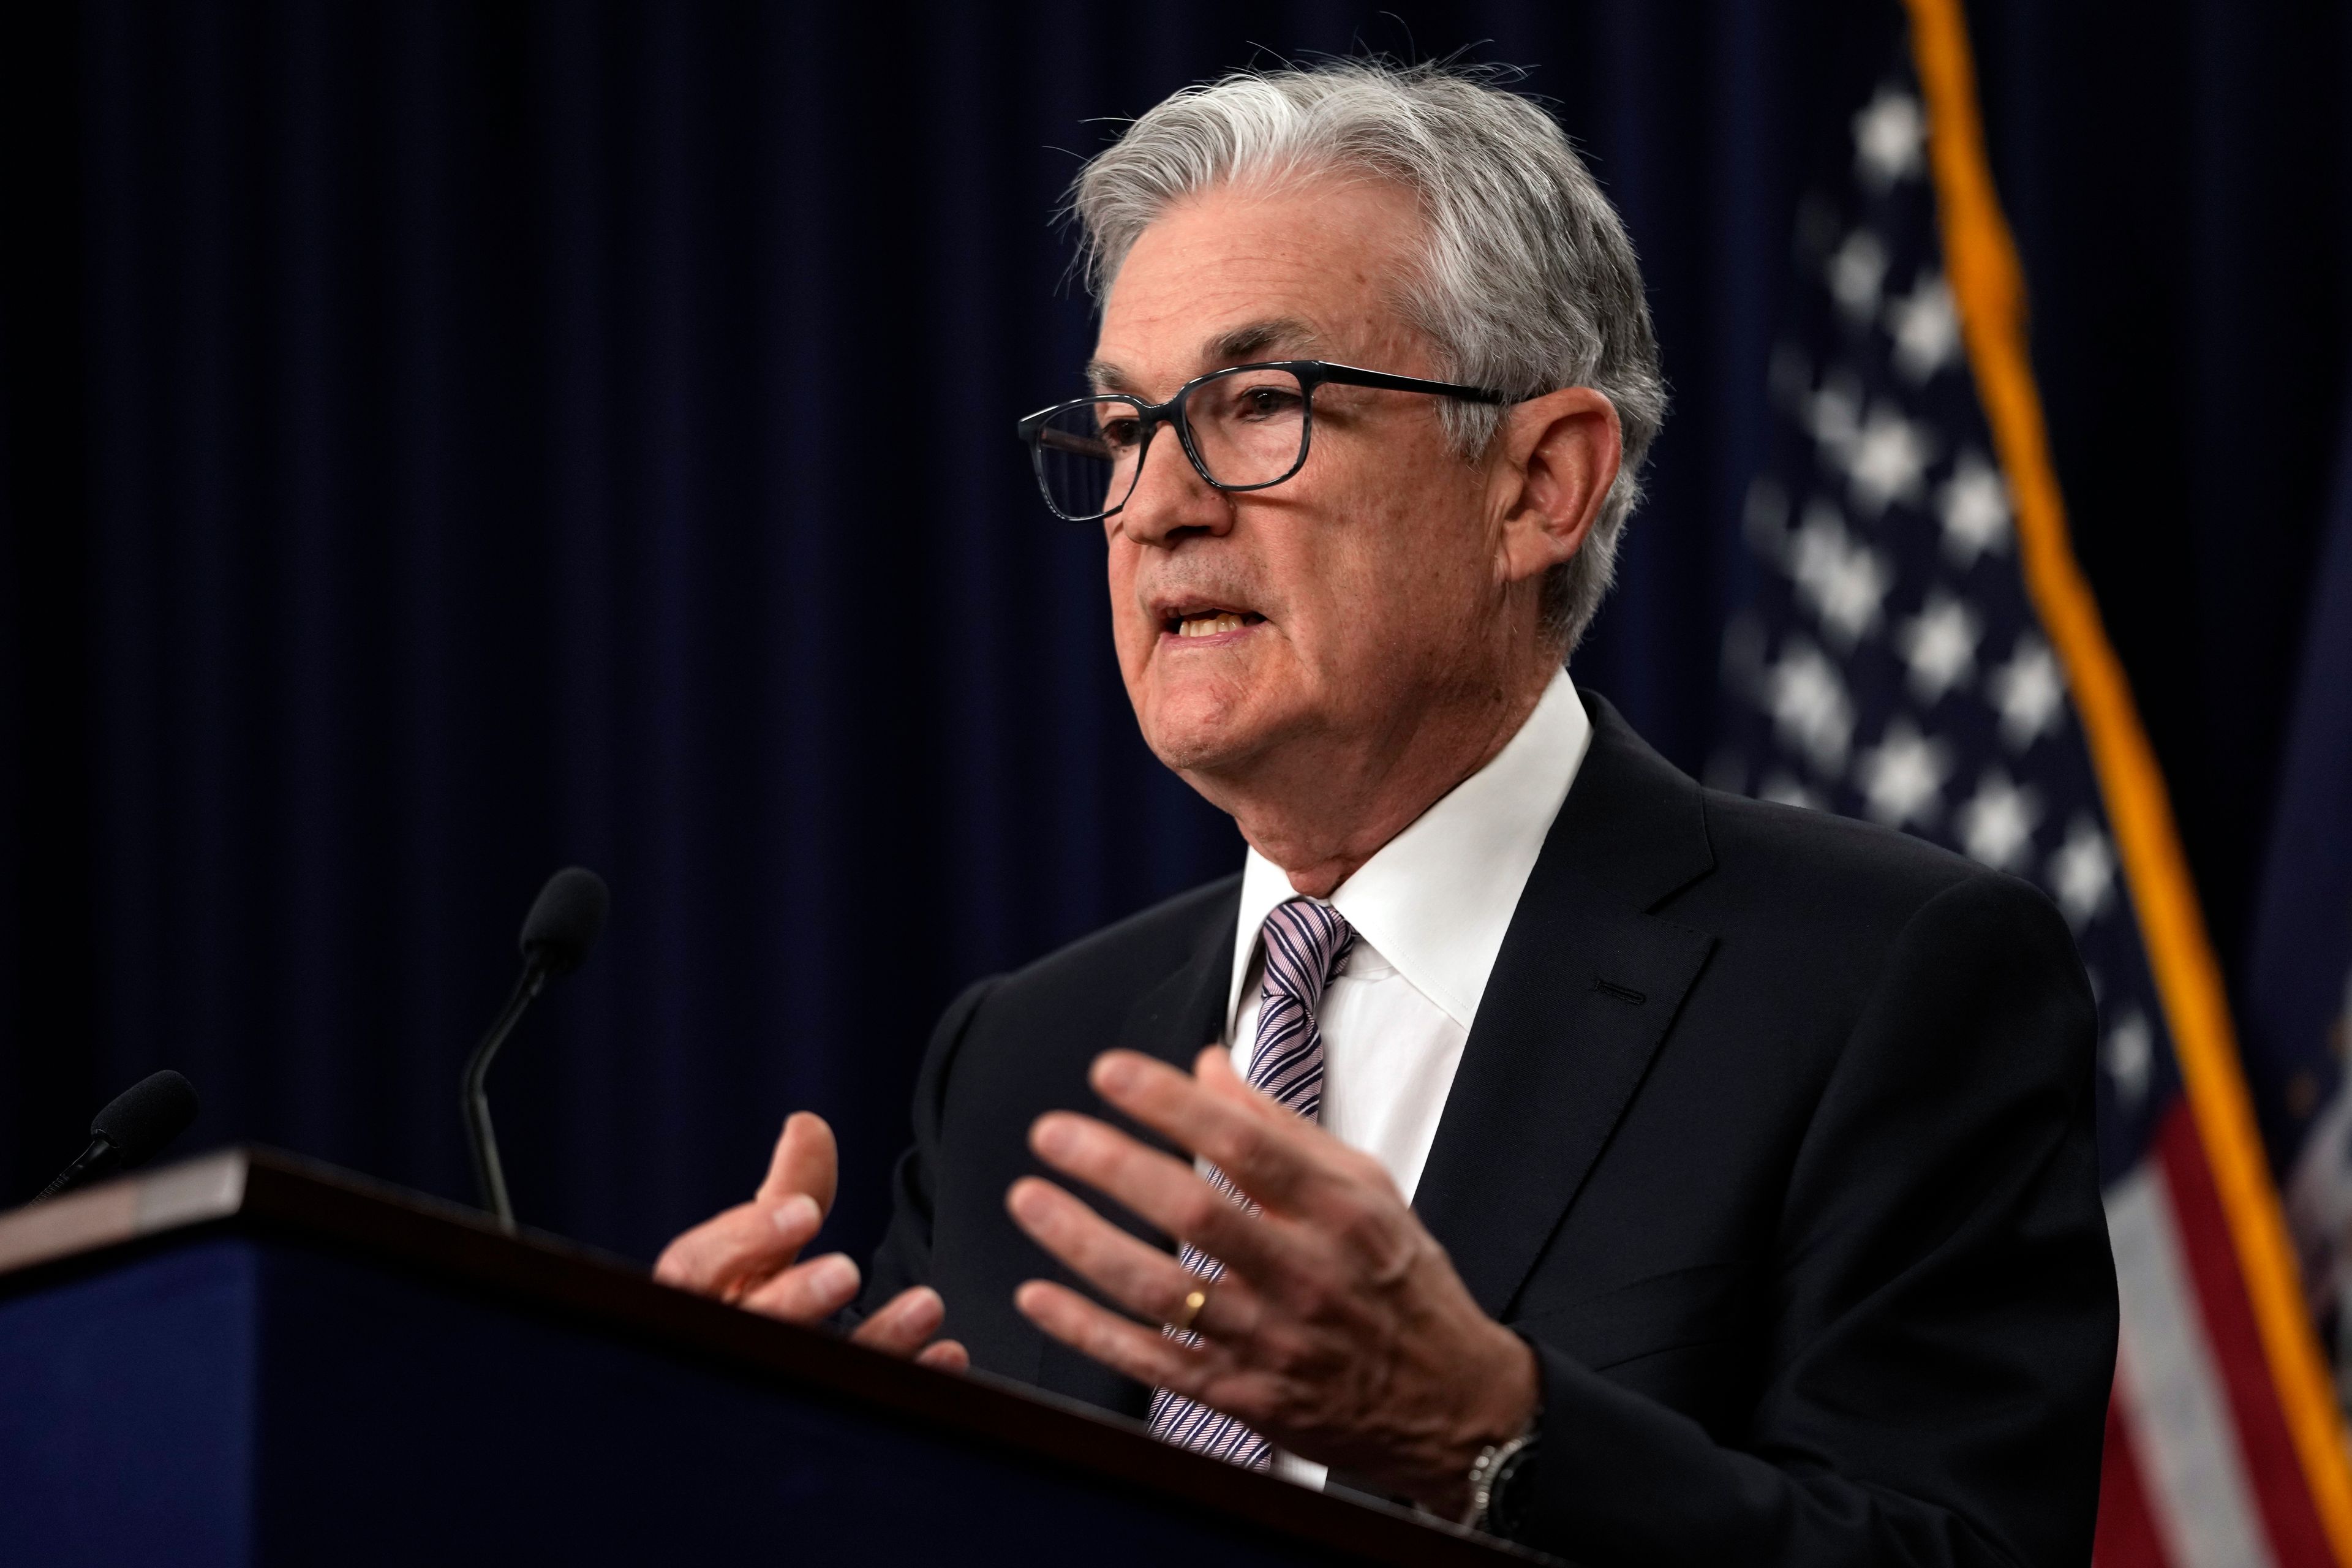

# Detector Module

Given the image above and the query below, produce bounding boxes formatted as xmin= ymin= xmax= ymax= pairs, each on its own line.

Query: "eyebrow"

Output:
xmin=1084 ymin=317 xmax=1324 ymax=396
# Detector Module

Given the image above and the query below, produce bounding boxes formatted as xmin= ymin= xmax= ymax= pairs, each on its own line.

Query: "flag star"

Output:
xmin=1955 ymin=767 xmax=2043 ymax=872
xmin=2104 ymin=1010 xmax=2154 ymax=1108
xmin=1895 ymin=590 xmax=1983 ymax=704
xmin=1887 ymin=271 xmax=1960 ymax=382
xmin=1828 ymin=229 xmax=1890 ymax=323
xmin=1845 ymin=401 xmax=1936 ymax=517
xmin=1759 ymin=770 xmax=1824 ymax=811
xmin=1789 ymin=503 xmax=1893 ymax=647
xmin=1856 ymin=718 xmax=1954 ymax=830
xmin=1988 ymin=633 xmax=2065 ymax=750
xmin=1762 ymin=636 xmax=1855 ymax=775
xmin=1939 ymin=451 xmax=2013 ymax=567
xmin=1806 ymin=370 xmax=1864 ymax=464
xmin=2051 ymin=815 xmax=2117 ymax=927
xmin=1853 ymin=85 xmax=1926 ymax=192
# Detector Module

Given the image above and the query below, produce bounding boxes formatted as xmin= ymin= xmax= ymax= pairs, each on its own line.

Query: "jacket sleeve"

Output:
xmin=1510 ymin=872 xmax=2117 ymax=1568
xmin=843 ymin=973 xmax=1004 ymax=1328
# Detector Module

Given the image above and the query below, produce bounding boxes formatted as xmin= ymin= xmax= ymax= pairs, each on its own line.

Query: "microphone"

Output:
xmin=34 ymin=1070 xmax=201 ymax=1201
xmin=462 ymin=867 xmax=609 ymax=1232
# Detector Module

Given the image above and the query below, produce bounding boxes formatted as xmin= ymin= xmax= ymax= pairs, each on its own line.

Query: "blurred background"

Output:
xmin=2 ymin=0 xmax=2346 ymax=1279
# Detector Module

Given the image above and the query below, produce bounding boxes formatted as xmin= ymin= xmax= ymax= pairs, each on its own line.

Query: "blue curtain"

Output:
xmin=2 ymin=0 xmax=2346 ymax=1265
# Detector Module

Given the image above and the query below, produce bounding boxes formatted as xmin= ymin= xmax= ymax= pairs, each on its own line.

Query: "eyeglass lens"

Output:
xmin=1033 ymin=366 xmax=1311 ymax=521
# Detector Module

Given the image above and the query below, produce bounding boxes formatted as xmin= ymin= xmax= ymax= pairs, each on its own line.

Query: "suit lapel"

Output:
xmin=1115 ymin=905 xmax=1237 ymax=1076
xmin=1031 ymin=881 xmax=1237 ymax=1414
xmin=1413 ymin=696 xmax=1719 ymax=1320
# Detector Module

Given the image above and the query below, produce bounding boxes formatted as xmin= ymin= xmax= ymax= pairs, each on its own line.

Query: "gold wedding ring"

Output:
xmin=1170 ymin=1286 xmax=1210 ymax=1333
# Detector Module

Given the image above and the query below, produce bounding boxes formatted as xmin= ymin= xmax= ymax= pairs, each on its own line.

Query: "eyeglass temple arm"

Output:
xmin=1308 ymin=363 xmax=1512 ymax=404
xmin=1037 ymin=428 xmax=1114 ymax=459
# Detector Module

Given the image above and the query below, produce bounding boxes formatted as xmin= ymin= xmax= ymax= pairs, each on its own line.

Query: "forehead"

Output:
xmin=1089 ymin=175 xmax=1428 ymax=393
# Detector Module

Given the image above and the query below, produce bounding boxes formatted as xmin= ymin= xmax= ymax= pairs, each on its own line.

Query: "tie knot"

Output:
xmin=1244 ymin=897 xmax=1355 ymax=1112
xmin=1259 ymin=897 xmax=1355 ymax=1012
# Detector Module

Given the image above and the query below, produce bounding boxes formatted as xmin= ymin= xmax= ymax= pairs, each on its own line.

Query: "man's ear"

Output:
xmin=1490 ymin=387 xmax=1623 ymax=589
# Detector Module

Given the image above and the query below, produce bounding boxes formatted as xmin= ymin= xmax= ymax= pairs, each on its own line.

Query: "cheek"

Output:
xmin=1310 ymin=480 xmax=1488 ymax=655
xmin=1104 ymin=545 xmax=1151 ymax=662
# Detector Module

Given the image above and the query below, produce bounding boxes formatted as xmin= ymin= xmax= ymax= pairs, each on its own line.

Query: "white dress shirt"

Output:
xmin=1220 ymin=669 xmax=1593 ymax=1488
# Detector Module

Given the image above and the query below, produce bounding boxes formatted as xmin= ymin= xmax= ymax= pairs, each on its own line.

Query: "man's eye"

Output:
xmin=1235 ymin=387 xmax=1304 ymax=420
xmin=1099 ymin=418 xmax=1144 ymax=450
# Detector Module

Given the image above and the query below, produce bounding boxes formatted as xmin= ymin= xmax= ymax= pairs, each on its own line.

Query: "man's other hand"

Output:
xmin=654 ymin=1110 xmax=969 ymax=1371
xmin=1006 ymin=1047 xmax=1536 ymax=1513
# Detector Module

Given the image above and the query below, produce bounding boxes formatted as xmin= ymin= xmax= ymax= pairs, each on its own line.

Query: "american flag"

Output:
xmin=1711 ymin=6 xmax=2352 ymax=1564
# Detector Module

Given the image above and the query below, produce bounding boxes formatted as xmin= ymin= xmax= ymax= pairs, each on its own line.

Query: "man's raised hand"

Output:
xmin=654 ymin=1110 xmax=968 ymax=1371
xmin=1005 ymin=1048 xmax=1534 ymax=1512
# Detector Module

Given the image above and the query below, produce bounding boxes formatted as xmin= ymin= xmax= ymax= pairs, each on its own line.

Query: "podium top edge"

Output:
xmin=0 ymin=1146 xmax=552 ymax=1273
xmin=0 ymin=1147 xmax=1548 ymax=1568
xmin=0 ymin=1146 xmax=250 ymax=1275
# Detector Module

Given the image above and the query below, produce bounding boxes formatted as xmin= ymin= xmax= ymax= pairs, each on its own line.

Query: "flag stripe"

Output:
xmin=2096 ymin=1379 xmax=2176 ymax=1568
xmin=2157 ymin=1106 xmax=2339 ymax=1565
xmin=1904 ymin=1 xmax=2352 ymax=1556
xmin=2109 ymin=1155 xmax=2277 ymax=1568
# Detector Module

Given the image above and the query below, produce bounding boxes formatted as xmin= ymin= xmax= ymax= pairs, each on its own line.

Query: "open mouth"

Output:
xmin=1164 ymin=608 xmax=1265 ymax=639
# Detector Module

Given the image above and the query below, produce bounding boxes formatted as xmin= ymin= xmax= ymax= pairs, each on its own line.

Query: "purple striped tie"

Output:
xmin=1147 ymin=897 xmax=1355 ymax=1469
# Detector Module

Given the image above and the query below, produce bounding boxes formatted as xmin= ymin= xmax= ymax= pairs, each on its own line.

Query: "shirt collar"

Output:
xmin=1226 ymin=668 xmax=1593 ymax=1035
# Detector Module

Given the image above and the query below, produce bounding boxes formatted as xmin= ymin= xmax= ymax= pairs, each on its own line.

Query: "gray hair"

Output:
xmin=1070 ymin=59 xmax=1668 ymax=654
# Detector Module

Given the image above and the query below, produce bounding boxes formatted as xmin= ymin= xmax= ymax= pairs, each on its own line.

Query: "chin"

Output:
xmin=1135 ymin=687 xmax=1276 ymax=777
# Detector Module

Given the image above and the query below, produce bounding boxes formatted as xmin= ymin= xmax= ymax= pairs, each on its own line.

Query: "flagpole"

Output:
xmin=1904 ymin=0 xmax=2352 ymax=1556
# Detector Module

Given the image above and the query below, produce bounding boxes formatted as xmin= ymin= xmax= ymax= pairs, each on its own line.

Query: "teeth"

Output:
xmin=1177 ymin=612 xmax=1246 ymax=638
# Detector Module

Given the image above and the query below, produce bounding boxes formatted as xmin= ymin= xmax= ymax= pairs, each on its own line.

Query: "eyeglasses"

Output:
xmin=1014 ymin=360 xmax=1511 ymax=524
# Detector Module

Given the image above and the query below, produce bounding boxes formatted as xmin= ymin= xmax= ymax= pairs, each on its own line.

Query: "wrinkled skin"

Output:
xmin=1097 ymin=175 xmax=1616 ymax=894
xmin=1012 ymin=1048 xmax=1542 ymax=1510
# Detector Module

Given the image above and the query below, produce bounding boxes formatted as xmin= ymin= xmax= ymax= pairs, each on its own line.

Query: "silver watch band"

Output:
xmin=1461 ymin=1426 xmax=1539 ymax=1531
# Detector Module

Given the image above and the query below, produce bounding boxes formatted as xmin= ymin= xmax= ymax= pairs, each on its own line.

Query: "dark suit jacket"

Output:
xmin=858 ymin=693 xmax=2117 ymax=1567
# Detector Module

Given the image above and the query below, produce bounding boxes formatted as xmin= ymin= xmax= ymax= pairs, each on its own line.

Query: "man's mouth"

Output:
xmin=1166 ymin=608 xmax=1264 ymax=639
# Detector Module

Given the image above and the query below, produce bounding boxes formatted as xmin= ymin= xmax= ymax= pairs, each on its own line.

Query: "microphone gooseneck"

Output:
xmin=461 ymin=867 xmax=609 ymax=1232
xmin=33 ymin=1070 xmax=200 ymax=1202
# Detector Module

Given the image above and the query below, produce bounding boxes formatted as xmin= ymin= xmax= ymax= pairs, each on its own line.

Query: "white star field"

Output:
xmin=1721 ymin=70 xmax=2171 ymax=1152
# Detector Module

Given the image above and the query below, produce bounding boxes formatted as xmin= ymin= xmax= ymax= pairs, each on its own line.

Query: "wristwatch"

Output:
xmin=1462 ymin=1415 xmax=1542 ymax=1539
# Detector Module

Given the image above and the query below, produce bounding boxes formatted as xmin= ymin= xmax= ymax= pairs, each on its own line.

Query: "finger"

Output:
xmin=1006 ymin=1176 xmax=1243 ymax=1333
xmin=849 ymin=1285 xmax=948 ymax=1356
xmin=1014 ymin=1279 xmax=1213 ymax=1395
xmin=915 ymin=1339 xmax=970 ymax=1373
xmin=756 ymin=1111 xmax=840 ymax=1220
xmin=737 ymin=1250 xmax=862 ymax=1324
xmin=1196 ymin=1043 xmax=1298 ymax=1126
xmin=1193 ymin=1047 xmax=1423 ymax=1279
xmin=1091 ymin=1049 xmax=1344 ymax=1215
xmin=653 ymin=1191 xmax=824 ymax=1297
xmin=1028 ymin=1110 xmax=1294 ymax=1285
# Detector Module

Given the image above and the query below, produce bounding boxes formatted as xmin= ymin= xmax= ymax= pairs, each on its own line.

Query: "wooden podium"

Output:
xmin=0 ymin=1148 xmax=1535 ymax=1566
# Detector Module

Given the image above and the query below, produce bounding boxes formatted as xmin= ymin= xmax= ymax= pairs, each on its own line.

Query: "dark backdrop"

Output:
xmin=4 ymin=0 xmax=2346 ymax=1267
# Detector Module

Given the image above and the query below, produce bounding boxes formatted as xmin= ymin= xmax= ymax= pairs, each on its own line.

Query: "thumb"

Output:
xmin=757 ymin=1110 xmax=840 ymax=1219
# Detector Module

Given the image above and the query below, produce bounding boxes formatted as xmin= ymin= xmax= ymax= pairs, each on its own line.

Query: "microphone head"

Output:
xmin=519 ymin=866 xmax=609 ymax=977
xmin=90 ymin=1070 xmax=200 ymax=1168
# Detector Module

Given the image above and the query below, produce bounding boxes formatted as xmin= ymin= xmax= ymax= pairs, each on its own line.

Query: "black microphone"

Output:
xmin=462 ymin=867 xmax=609 ymax=1232
xmin=34 ymin=1070 xmax=201 ymax=1201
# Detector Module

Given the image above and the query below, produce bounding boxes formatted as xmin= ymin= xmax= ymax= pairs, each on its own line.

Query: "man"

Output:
xmin=655 ymin=61 xmax=2116 ymax=1565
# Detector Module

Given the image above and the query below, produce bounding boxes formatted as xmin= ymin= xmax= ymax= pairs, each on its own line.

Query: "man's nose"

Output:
xmin=1115 ymin=428 xmax=1231 ymax=548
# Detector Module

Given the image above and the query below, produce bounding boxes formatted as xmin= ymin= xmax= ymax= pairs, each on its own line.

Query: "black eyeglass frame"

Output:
xmin=1014 ymin=359 xmax=1513 ymax=523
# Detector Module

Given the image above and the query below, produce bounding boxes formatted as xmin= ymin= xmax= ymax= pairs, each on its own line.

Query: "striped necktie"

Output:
xmin=1146 ymin=896 xmax=1355 ymax=1469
